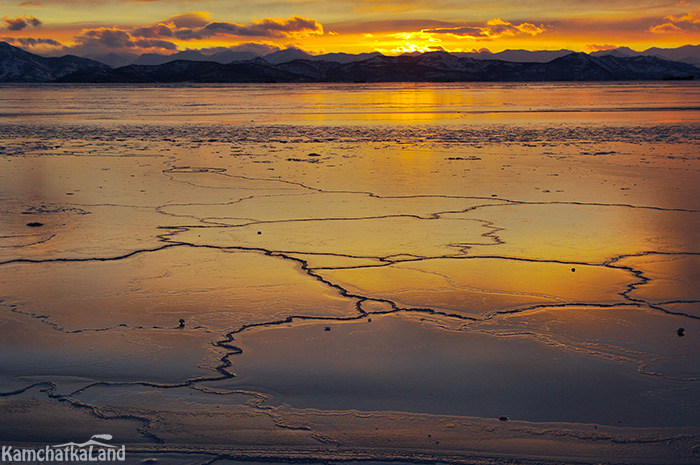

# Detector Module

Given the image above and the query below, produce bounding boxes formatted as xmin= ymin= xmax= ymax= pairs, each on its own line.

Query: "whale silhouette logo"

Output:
xmin=52 ymin=434 xmax=116 ymax=448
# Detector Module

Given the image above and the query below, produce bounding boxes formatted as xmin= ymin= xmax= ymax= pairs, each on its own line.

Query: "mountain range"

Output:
xmin=0 ymin=41 xmax=108 ymax=82
xmin=590 ymin=45 xmax=700 ymax=66
xmin=81 ymin=44 xmax=700 ymax=68
xmin=1 ymin=41 xmax=698 ymax=83
xmin=83 ymin=48 xmax=384 ymax=68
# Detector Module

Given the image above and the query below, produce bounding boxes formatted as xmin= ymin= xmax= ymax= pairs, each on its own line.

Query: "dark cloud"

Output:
xmin=424 ymin=26 xmax=487 ymax=37
xmin=2 ymin=15 xmax=42 ymax=31
xmin=134 ymin=38 xmax=177 ymax=50
xmin=175 ymin=15 xmax=323 ymax=40
xmin=65 ymin=26 xmax=178 ymax=54
xmin=19 ymin=2 xmax=43 ymax=5
xmin=248 ymin=16 xmax=323 ymax=37
xmin=1 ymin=35 xmax=62 ymax=50
xmin=125 ymin=14 xmax=324 ymax=42
xmin=194 ymin=42 xmax=282 ymax=55
xmin=46 ymin=13 xmax=322 ymax=56
xmin=131 ymin=24 xmax=173 ymax=38
xmin=78 ymin=27 xmax=134 ymax=48
xmin=15 ymin=36 xmax=62 ymax=46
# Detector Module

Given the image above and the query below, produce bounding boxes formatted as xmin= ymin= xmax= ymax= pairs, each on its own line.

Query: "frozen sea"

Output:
xmin=1 ymin=82 xmax=700 ymax=465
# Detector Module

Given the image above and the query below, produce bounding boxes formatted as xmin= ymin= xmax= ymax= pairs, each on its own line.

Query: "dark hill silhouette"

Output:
xmin=2 ymin=42 xmax=698 ymax=83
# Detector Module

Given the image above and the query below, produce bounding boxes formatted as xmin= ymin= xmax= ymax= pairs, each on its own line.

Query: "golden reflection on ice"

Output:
xmin=1 ymin=83 xmax=700 ymax=463
xmin=1 ymin=248 xmax=357 ymax=331
xmin=320 ymin=259 xmax=633 ymax=317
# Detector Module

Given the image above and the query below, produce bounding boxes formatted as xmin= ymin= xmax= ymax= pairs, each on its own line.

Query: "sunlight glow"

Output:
xmin=1 ymin=0 xmax=700 ymax=56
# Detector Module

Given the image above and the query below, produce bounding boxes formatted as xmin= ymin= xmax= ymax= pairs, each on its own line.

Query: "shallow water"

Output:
xmin=1 ymin=82 xmax=699 ymax=464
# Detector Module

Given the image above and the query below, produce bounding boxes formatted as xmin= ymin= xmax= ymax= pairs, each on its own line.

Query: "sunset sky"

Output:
xmin=1 ymin=0 xmax=700 ymax=56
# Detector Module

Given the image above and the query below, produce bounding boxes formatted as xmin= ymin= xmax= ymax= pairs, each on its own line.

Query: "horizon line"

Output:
xmin=4 ymin=40 xmax=700 ymax=59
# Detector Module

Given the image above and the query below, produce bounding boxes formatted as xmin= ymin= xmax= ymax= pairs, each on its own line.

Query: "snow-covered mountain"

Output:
xmin=60 ymin=51 xmax=700 ymax=83
xmin=0 ymin=41 xmax=108 ymax=82
xmin=3 ymin=41 xmax=699 ymax=83
xmin=68 ymin=44 xmax=700 ymax=69
xmin=86 ymin=48 xmax=380 ymax=67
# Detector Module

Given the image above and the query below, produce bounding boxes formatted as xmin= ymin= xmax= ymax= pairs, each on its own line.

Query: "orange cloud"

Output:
xmin=586 ymin=43 xmax=618 ymax=51
xmin=650 ymin=22 xmax=682 ymax=33
xmin=513 ymin=22 xmax=546 ymax=36
xmin=665 ymin=10 xmax=700 ymax=24
xmin=650 ymin=7 xmax=700 ymax=33
xmin=422 ymin=18 xmax=545 ymax=40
